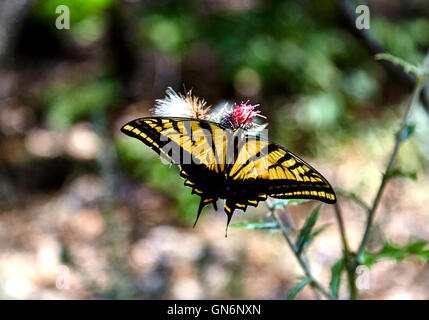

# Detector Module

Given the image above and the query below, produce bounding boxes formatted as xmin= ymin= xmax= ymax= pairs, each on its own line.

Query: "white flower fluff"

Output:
xmin=151 ymin=87 xmax=209 ymax=119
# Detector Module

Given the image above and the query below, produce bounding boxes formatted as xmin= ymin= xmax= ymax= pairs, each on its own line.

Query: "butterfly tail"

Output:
xmin=193 ymin=199 xmax=205 ymax=228
xmin=224 ymin=201 xmax=236 ymax=238
xmin=193 ymin=198 xmax=218 ymax=228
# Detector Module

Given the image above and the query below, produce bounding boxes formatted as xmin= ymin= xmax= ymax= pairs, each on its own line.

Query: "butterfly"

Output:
xmin=121 ymin=117 xmax=336 ymax=232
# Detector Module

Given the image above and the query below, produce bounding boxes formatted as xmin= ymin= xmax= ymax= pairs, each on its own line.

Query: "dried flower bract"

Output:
xmin=151 ymin=87 xmax=211 ymax=120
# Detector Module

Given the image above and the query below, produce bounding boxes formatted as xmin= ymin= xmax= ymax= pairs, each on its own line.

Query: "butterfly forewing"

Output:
xmin=121 ymin=117 xmax=228 ymax=206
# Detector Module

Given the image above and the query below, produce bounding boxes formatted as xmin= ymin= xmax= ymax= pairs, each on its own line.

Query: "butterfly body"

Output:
xmin=121 ymin=117 xmax=336 ymax=229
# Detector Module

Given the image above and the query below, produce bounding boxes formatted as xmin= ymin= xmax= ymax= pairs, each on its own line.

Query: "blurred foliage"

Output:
xmin=2 ymin=0 xmax=429 ymax=299
xmin=139 ymin=13 xmax=197 ymax=56
xmin=70 ymin=15 xmax=107 ymax=47
xmin=42 ymin=78 xmax=121 ymax=130
xmin=372 ymin=18 xmax=429 ymax=64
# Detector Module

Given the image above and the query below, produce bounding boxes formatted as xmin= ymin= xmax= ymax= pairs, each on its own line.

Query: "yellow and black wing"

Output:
xmin=121 ymin=117 xmax=336 ymax=230
xmin=223 ymin=134 xmax=336 ymax=216
xmin=121 ymin=117 xmax=231 ymax=225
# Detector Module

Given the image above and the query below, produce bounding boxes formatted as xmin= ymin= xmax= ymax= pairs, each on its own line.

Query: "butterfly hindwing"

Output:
xmin=227 ymin=135 xmax=336 ymax=204
xmin=180 ymin=164 xmax=220 ymax=226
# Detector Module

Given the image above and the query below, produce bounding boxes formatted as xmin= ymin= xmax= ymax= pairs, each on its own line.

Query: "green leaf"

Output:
xmin=329 ymin=258 xmax=345 ymax=299
xmin=229 ymin=221 xmax=279 ymax=230
xmin=295 ymin=224 xmax=330 ymax=253
xmin=285 ymin=277 xmax=311 ymax=300
xmin=398 ymin=123 xmax=416 ymax=142
xmin=307 ymin=224 xmax=330 ymax=243
xmin=406 ymin=240 xmax=428 ymax=252
xmin=295 ymin=206 xmax=321 ymax=255
xmin=361 ymin=240 xmax=429 ymax=268
xmin=385 ymin=168 xmax=417 ymax=181
xmin=375 ymin=53 xmax=422 ymax=78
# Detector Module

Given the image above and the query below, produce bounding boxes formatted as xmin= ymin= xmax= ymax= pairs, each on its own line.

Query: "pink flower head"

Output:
xmin=221 ymin=101 xmax=265 ymax=129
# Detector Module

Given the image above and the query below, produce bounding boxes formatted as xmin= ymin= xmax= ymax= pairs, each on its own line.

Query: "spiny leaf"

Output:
xmin=385 ymin=168 xmax=417 ymax=181
xmin=229 ymin=221 xmax=279 ymax=230
xmin=406 ymin=240 xmax=428 ymax=252
xmin=375 ymin=53 xmax=422 ymax=78
xmin=309 ymin=224 xmax=330 ymax=241
xmin=298 ymin=224 xmax=331 ymax=253
xmin=296 ymin=206 xmax=321 ymax=255
xmin=329 ymin=258 xmax=345 ymax=299
xmin=285 ymin=277 xmax=311 ymax=300
xmin=361 ymin=240 xmax=429 ymax=268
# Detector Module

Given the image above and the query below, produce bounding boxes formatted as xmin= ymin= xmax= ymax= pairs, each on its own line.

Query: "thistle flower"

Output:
xmin=151 ymin=87 xmax=211 ymax=120
xmin=152 ymin=88 xmax=265 ymax=131
xmin=220 ymin=101 xmax=266 ymax=130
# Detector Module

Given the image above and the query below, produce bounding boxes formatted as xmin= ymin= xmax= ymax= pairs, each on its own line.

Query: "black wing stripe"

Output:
xmin=229 ymin=144 xmax=271 ymax=179
xmin=197 ymin=122 xmax=221 ymax=172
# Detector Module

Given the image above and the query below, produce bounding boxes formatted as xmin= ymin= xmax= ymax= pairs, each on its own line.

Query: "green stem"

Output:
xmin=357 ymin=75 xmax=426 ymax=259
xmin=334 ymin=202 xmax=357 ymax=300
xmin=271 ymin=208 xmax=334 ymax=300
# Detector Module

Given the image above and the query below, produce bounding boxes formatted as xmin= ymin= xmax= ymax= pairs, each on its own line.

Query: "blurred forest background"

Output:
xmin=0 ymin=0 xmax=429 ymax=299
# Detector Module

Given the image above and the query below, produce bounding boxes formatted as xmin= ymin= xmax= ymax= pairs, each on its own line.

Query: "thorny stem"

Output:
xmin=334 ymin=202 xmax=357 ymax=300
xmin=270 ymin=53 xmax=428 ymax=300
xmin=334 ymin=203 xmax=350 ymax=262
xmin=357 ymin=58 xmax=428 ymax=259
xmin=331 ymin=53 xmax=428 ymax=300
xmin=270 ymin=208 xmax=334 ymax=300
